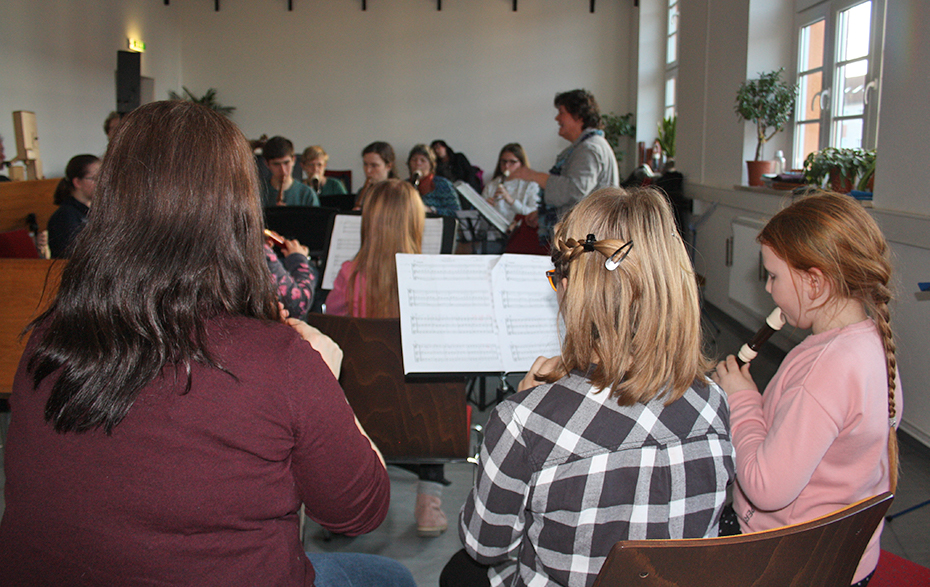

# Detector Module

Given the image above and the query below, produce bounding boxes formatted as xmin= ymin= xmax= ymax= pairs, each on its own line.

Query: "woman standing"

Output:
xmin=0 ymin=101 xmax=414 ymax=587
xmin=47 ymin=154 xmax=100 ymax=258
xmin=508 ymin=89 xmax=619 ymax=239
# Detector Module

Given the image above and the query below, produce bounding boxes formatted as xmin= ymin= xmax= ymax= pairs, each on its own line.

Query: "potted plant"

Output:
xmin=601 ymin=112 xmax=636 ymax=163
xmin=657 ymin=115 xmax=677 ymax=171
xmin=735 ymin=69 xmax=797 ymax=186
xmin=803 ymin=147 xmax=875 ymax=193
xmin=168 ymin=87 xmax=236 ymax=117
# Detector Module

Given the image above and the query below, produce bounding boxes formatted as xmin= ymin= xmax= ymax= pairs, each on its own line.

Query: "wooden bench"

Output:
xmin=0 ymin=258 xmax=62 ymax=397
xmin=0 ymin=178 xmax=60 ymax=232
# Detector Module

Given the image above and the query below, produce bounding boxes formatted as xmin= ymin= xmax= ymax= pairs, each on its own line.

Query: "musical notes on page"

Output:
xmin=397 ymin=253 xmax=560 ymax=374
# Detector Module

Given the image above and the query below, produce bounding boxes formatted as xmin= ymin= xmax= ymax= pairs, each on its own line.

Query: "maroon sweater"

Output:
xmin=0 ymin=316 xmax=389 ymax=586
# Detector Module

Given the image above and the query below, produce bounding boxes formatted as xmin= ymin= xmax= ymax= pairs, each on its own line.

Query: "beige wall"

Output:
xmin=1 ymin=0 xmax=635 ymax=180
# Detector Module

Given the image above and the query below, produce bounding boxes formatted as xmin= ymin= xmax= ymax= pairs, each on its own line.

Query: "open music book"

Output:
xmin=321 ymin=215 xmax=449 ymax=290
xmin=396 ymin=253 xmax=560 ymax=374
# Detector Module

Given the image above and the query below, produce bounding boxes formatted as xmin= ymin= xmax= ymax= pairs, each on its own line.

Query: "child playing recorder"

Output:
xmin=712 ymin=191 xmax=901 ymax=587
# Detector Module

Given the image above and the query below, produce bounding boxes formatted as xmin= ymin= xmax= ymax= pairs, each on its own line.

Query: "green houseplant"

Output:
xmin=735 ymin=69 xmax=797 ymax=185
xmin=168 ymin=87 xmax=236 ymax=117
xmin=803 ymin=147 xmax=875 ymax=193
xmin=601 ymin=112 xmax=636 ymax=163
xmin=657 ymin=115 xmax=677 ymax=170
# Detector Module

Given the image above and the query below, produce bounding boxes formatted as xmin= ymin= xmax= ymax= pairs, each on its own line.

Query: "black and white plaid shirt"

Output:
xmin=459 ymin=370 xmax=735 ymax=587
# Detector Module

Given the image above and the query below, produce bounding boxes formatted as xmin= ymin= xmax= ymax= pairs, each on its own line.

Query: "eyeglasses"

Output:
xmin=546 ymin=270 xmax=558 ymax=291
xmin=500 ymin=158 xmax=520 ymax=165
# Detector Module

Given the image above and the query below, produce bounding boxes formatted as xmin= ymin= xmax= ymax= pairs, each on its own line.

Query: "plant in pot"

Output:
xmin=657 ymin=115 xmax=677 ymax=171
xmin=735 ymin=69 xmax=797 ymax=186
xmin=803 ymin=147 xmax=875 ymax=193
xmin=601 ymin=112 xmax=636 ymax=163
xmin=168 ymin=87 xmax=236 ymax=117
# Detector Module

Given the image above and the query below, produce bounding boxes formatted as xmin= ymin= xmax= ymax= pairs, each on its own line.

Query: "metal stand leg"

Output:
xmin=886 ymin=499 xmax=930 ymax=522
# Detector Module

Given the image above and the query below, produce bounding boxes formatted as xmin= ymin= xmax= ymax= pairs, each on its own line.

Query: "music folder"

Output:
xmin=396 ymin=253 xmax=560 ymax=375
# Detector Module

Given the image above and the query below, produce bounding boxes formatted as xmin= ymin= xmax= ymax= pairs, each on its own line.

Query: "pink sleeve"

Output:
xmin=729 ymin=384 xmax=840 ymax=511
xmin=325 ymin=261 xmax=353 ymax=316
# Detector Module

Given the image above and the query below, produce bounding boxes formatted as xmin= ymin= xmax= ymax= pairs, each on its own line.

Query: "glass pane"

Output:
xmin=834 ymin=118 xmax=863 ymax=149
xmin=836 ymin=58 xmax=868 ymax=117
xmin=665 ymin=105 xmax=676 ymax=119
xmin=838 ymin=2 xmax=872 ymax=62
xmin=667 ymin=32 xmax=677 ymax=65
xmin=799 ymin=19 xmax=825 ymax=72
xmin=668 ymin=1 xmax=679 ymax=35
xmin=798 ymin=71 xmax=823 ymax=121
xmin=794 ymin=122 xmax=821 ymax=170
xmin=665 ymin=77 xmax=676 ymax=110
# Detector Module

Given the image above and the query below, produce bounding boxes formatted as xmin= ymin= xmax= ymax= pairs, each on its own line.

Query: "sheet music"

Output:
xmin=321 ymin=215 xmax=446 ymax=290
xmin=397 ymin=254 xmax=560 ymax=374
xmin=454 ymin=181 xmax=510 ymax=233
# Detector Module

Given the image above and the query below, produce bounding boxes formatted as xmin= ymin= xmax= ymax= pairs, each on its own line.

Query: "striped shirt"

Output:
xmin=459 ymin=370 xmax=735 ymax=587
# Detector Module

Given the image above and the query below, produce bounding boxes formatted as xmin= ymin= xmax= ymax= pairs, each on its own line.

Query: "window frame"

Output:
xmin=792 ymin=0 xmax=884 ymax=169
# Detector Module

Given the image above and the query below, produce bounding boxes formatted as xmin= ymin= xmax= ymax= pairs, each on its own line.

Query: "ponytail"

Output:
xmin=54 ymin=154 xmax=100 ymax=205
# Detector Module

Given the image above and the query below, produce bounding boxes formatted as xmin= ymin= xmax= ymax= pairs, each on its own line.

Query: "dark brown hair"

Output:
xmin=29 ymin=101 xmax=279 ymax=434
xmin=554 ymin=89 xmax=603 ymax=130
xmin=53 ymin=154 xmax=100 ymax=205
xmin=362 ymin=141 xmax=398 ymax=179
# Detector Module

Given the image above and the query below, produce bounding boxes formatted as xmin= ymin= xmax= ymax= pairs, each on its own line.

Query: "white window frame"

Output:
xmin=664 ymin=0 xmax=678 ymax=119
xmin=792 ymin=0 xmax=884 ymax=169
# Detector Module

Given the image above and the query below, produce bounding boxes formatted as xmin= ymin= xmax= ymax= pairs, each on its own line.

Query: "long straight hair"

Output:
xmin=758 ymin=191 xmax=899 ymax=491
xmin=346 ymin=179 xmax=425 ymax=318
xmin=28 ymin=101 xmax=279 ymax=434
xmin=545 ymin=187 xmax=710 ymax=405
xmin=492 ymin=143 xmax=529 ymax=180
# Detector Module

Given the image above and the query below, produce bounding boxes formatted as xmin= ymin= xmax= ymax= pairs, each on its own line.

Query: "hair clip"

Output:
xmin=605 ymin=240 xmax=634 ymax=271
xmin=890 ymin=416 xmax=897 ymax=428
xmin=582 ymin=234 xmax=597 ymax=252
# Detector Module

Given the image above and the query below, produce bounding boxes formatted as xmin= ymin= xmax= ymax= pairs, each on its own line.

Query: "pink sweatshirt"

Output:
xmin=326 ymin=260 xmax=368 ymax=317
xmin=729 ymin=319 xmax=901 ymax=583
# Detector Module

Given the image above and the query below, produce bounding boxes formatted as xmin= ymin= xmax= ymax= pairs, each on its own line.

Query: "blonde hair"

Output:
xmin=759 ymin=190 xmax=899 ymax=491
xmin=547 ymin=187 xmax=710 ymax=405
xmin=301 ymin=145 xmax=328 ymax=163
xmin=346 ymin=179 xmax=425 ymax=318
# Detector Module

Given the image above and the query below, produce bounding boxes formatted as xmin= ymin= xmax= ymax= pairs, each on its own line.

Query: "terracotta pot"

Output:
xmin=829 ymin=169 xmax=855 ymax=193
xmin=746 ymin=160 xmax=775 ymax=187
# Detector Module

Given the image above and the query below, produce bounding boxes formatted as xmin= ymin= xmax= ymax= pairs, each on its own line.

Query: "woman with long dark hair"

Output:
xmin=47 ymin=153 xmax=100 ymax=258
xmin=0 ymin=101 xmax=414 ymax=587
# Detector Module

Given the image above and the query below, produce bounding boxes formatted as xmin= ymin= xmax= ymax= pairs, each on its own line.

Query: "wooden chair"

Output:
xmin=0 ymin=259 xmax=62 ymax=398
xmin=0 ymin=178 xmax=59 ymax=232
xmin=304 ymin=313 xmax=474 ymax=464
xmin=592 ymin=492 xmax=894 ymax=587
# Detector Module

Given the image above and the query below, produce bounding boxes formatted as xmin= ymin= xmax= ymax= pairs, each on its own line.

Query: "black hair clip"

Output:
xmin=583 ymin=234 xmax=597 ymax=251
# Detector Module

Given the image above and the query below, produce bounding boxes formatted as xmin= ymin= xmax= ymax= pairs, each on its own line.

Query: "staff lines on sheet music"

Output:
xmin=500 ymin=290 xmax=555 ymax=309
xmin=412 ymin=343 xmax=501 ymax=362
xmin=410 ymin=315 xmax=497 ymax=335
xmin=503 ymin=265 xmax=543 ymax=281
xmin=409 ymin=266 xmax=486 ymax=281
xmin=406 ymin=290 xmax=492 ymax=307
xmin=510 ymin=342 xmax=561 ymax=362
xmin=504 ymin=317 xmax=557 ymax=336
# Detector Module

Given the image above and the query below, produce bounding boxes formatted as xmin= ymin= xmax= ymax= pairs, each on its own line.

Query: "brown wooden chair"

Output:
xmin=0 ymin=259 xmax=62 ymax=398
xmin=592 ymin=492 xmax=894 ymax=587
xmin=304 ymin=313 xmax=474 ymax=464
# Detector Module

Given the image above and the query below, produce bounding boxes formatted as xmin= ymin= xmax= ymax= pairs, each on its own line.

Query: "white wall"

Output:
xmin=175 ymin=0 xmax=633 ymax=185
xmin=0 ymin=0 xmax=182 ymax=177
xmin=678 ymin=0 xmax=930 ymax=446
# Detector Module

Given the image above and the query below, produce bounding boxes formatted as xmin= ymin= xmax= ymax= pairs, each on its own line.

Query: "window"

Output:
xmin=664 ymin=0 xmax=678 ymax=118
xmin=793 ymin=0 xmax=884 ymax=169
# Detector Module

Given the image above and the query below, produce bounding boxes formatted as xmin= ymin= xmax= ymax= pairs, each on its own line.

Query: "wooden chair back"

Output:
xmin=0 ymin=178 xmax=60 ymax=232
xmin=0 ymin=259 xmax=63 ymax=397
xmin=593 ymin=492 xmax=894 ymax=587
xmin=304 ymin=313 xmax=469 ymax=464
